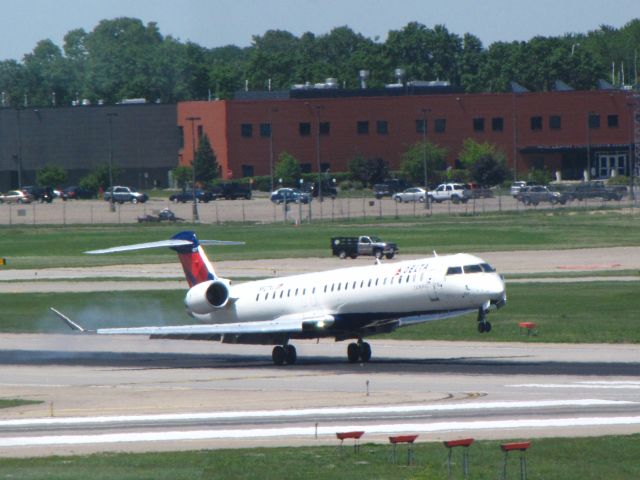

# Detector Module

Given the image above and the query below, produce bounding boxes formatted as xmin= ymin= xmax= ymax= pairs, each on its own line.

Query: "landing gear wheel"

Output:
xmin=359 ymin=342 xmax=372 ymax=362
xmin=284 ymin=344 xmax=297 ymax=364
xmin=347 ymin=343 xmax=360 ymax=363
xmin=477 ymin=321 xmax=492 ymax=333
xmin=272 ymin=345 xmax=286 ymax=365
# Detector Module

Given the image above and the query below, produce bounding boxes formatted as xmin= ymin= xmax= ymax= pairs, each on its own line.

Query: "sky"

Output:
xmin=1 ymin=0 xmax=639 ymax=61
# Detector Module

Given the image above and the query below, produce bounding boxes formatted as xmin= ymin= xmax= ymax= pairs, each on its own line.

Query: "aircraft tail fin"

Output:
xmin=85 ymin=231 xmax=243 ymax=287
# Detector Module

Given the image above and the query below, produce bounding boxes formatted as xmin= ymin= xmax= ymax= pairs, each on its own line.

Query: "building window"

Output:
xmin=178 ymin=126 xmax=184 ymax=149
xmin=589 ymin=114 xmax=600 ymax=129
xmin=607 ymin=114 xmax=619 ymax=128
xmin=530 ymin=116 xmax=543 ymax=130
xmin=549 ymin=115 xmax=562 ymax=130
xmin=260 ymin=123 xmax=271 ymax=137
xmin=434 ymin=118 xmax=446 ymax=133
xmin=415 ymin=119 xmax=426 ymax=134
xmin=357 ymin=121 xmax=369 ymax=134
xmin=492 ymin=117 xmax=504 ymax=132
xmin=320 ymin=162 xmax=331 ymax=172
xmin=241 ymin=165 xmax=254 ymax=178
xmin=473 ymin=118 xmax=485 ymax=132
xmin=300 ymin=163 xmax=312 ymax=173
xmin=241 ymin=123 xmax=252 ymax=138
xmin=197 ymin=125 xmax=204 ymax=139
xmin=299 ymin=122 xmax=311 ymax=136
xmin=377 ymin=120 xmax=388 ymax=134
xmin=319 ymin=121 xmax=330 ymax=136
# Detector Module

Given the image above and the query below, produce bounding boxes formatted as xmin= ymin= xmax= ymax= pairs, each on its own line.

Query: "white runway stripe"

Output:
xmin=0 ymin=399 xmax=632 ymax=428
xmin=1 ymin=416 xmax=640 ymax=448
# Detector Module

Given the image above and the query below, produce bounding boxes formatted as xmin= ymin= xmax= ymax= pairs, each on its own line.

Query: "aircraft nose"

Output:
xmin=487 ymin=275 xmax=507 ymax=307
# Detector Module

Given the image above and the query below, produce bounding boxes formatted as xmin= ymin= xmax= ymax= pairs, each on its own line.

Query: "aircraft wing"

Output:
xmin=50 ymin=307 xmax=334 ymax=338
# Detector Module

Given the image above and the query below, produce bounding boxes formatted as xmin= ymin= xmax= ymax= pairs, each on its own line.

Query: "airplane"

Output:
xmin=52 ymin=230 xmax=507 ymax=365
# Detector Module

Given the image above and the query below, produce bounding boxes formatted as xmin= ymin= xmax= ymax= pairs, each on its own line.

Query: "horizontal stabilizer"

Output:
xmin=49 ymin=307 xmax=89 ymax=332
xmin=85 ymin=239 xmax=243 ymax=255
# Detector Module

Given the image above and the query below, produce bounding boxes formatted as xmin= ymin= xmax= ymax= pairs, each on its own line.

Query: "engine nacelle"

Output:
xmin=184 ymin=280 xmax=231 ymax=315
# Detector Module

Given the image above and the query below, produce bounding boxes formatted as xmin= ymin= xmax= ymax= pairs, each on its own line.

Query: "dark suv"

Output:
xmin=22 ymin=186 xmax=54 ymax=203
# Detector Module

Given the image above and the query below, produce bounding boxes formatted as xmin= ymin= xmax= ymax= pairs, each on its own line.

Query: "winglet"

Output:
xmin=50 ymin=307 xmax=88 ymax=332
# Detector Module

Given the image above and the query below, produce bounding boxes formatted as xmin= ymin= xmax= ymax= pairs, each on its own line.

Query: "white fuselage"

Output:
xmin=191 ymin=253 xmax=506 ymax=327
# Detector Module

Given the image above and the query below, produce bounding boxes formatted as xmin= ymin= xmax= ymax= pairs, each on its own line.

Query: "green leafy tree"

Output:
xmin=348 ymin=155 xmax=389 ymax=187
xmin=399 ymin=141 xmax=447 ymax=185
xmin=193 ymin=133 xmax=218 ymax=184
xmin=36 ymin=165 xmax=67 ymax=187
xmin=458 ymin=139 xmax=506 ymax=169
xmin=470 ymin=155 xmax=509 ymax=186
xmin=274 ymin=151 xmax=302 ymax=187
xmin=172 ymin=166 xmax=192 ymax=189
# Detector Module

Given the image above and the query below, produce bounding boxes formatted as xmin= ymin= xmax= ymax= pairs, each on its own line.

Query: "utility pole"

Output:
xmin=107 ymin=113 xmax=118 ymax=212
xmin=186 ymin=116 xmax=201 ymax=222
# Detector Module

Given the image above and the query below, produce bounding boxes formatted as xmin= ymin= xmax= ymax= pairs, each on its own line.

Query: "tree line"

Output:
xmin=1 ymin=17 xmax=639 ymax=108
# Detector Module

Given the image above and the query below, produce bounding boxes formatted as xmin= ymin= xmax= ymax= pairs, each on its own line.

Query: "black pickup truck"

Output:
xmin=331 ymin=235 xmax=398 ymax=259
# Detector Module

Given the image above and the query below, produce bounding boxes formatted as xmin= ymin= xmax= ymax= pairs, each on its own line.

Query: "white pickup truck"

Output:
xmin=428 ymin=183 xmax=471 ymax=203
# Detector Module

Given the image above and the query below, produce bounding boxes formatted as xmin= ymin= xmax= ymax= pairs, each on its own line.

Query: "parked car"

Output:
xmin=270 ymin=188 xmax=310 ymax=204
xmin=428 ymin=183 xmax=471 ymax=203
xmin=217 ymin=182 xmax=252 ymax=200
xmin=303 ymin=180 xmax=337 ymax=199
xmin=0 ymin=190 xmax=33 ymax=204
xmin=373 ymin=179 xmax=410 ymax=199
xmin=510 ymin=181 xmax=538 ymax=197
xmin=392 ymin=187 xmax=427 ymax=203
xmin=61 ymin=186 xmax=96 ymax=200
xmin=466 ymin=182 xmax=493 ymax=199
xmin=566 ymin=181 xmax=627 ymax=201
xmin=516 ymin=185 xmax=568 ymax=205
xmin=137 ymin=208 xmax=183 ymax=223
xmin=169 ymin=189 xmax=215 ymax=203
xmin=104 ymin=186 xmax=148 ymax=204
xmin=22 ymin=186 xmax=54 ymax=203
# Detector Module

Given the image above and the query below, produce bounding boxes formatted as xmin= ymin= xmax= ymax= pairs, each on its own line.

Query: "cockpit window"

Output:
xmin=480 ymin=263 xmax=496 ymax=273
xmin=446 ymin=266 xmax=463 ymax=275
xmin=463 ymin=264 xmax=483 ymax=274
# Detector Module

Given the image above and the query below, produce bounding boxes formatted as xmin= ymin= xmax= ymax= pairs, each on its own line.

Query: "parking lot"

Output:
xmin=0 ymin=192 xmax=637 ymax=225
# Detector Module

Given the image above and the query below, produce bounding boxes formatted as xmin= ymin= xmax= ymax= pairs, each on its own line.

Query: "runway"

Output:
xmin=0 ymin=334 xmax=638 ymax=457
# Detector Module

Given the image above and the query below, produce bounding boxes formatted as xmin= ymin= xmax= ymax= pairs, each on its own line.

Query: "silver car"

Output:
xmin=392 ymin=187 xmax=426 ymax=203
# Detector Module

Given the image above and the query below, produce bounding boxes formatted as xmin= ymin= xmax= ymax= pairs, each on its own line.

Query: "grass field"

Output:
xmin=3 ymin=281 xmax=638 ymax=343
xmin=0 ymin=434 xmax=638 ymax=479
xmin=1 ymin=210 xmax=639 ymax=268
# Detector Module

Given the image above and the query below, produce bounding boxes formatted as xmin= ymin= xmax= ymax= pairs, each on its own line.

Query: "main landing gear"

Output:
xmin=477 ymin=307 xmax=492 ymax=333
xmin=272 ymin=344 xmax=297 ymax=365
xmin=347 ymin=339 xmax=372 ymax=363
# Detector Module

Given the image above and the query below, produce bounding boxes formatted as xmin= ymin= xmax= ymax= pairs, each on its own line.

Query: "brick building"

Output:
xmin=178 ymin=86 xmax=637 ymax=183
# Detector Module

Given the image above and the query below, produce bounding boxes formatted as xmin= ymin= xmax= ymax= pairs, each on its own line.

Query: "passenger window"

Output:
xmin=368 ymin=279 xmax=372 ymax=287
xmin=463 ymin=264 xmax=483 ymax=274
xmin=446 ymin=266 xmax=463 ymax=275
xmin=280 ymin=291 xmax=284 ymax=298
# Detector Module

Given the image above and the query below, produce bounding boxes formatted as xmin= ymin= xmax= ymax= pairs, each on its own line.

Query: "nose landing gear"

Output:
xmin=477 ymin=307 xmax=492 ymax=333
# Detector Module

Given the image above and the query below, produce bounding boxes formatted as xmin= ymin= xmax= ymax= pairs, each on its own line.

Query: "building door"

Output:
xmin=597 ymin=153 xmax=627 ymax=178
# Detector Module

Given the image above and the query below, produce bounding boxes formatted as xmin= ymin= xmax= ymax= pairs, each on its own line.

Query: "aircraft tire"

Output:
xmin=284 ymin=345 xmax=297 ymax=364
xmin=347 ymin=342 xmax=360 ymax=363
xmin=359 ymin=342 xmax=372 ymax=362
xmin=478 ymin=322 xmax=485 ymax=333
xmin=484 ymin=321 xmax=492 ymax=332
xmin=272 ymin=345 xmax=286 ymax=365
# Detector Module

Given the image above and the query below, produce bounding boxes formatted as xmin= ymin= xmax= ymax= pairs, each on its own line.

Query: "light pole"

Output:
xmin=421 ymin=108 xmax=431 ymax=208
xmin=107 ymin=112 xmax=118 ymax=212
xmin=268 ymin=107 xmax=278 ymax=192
xmin=186 ymin=116 xmax=201 ymax=222
xmin=587 ymin=111 xmax=595 ymax=180
xmin=305 ymin=103 xmax=323 ymax=202
xmin=15 ymin=109 xmax=22 ymax=189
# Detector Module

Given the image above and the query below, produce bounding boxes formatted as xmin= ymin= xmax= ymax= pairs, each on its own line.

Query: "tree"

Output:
xmin=399 ymin=141 xmax=447 ymax=185
xmin=348 ymin=155 xmax=389 ymax=187
xmin=458 ymin=139 xmax=506 ymax=169
xmin=470 ymin=155 xmax=509 ymax=186
xmin=36 ymin=165 xmax=67 ymax=187
xmin=192 ymin=134 xmax=218 ymax=184
xmin=274 ymin=151 xmax=301 ymax=187
xmin=171 ymin=166 xmax=192 ymax=189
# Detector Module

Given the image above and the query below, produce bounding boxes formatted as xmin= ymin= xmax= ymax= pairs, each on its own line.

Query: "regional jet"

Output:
xmin=52 ymin=231 xmax=506 ymax=365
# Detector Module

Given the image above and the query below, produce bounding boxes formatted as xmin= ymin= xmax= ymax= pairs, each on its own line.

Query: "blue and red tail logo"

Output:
xmin=170 ymin=231 xmax=216 ymax=287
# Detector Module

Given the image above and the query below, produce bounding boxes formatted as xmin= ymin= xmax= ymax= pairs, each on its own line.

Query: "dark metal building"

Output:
xmin=0 ymin=103 xmax=178 ymax=191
